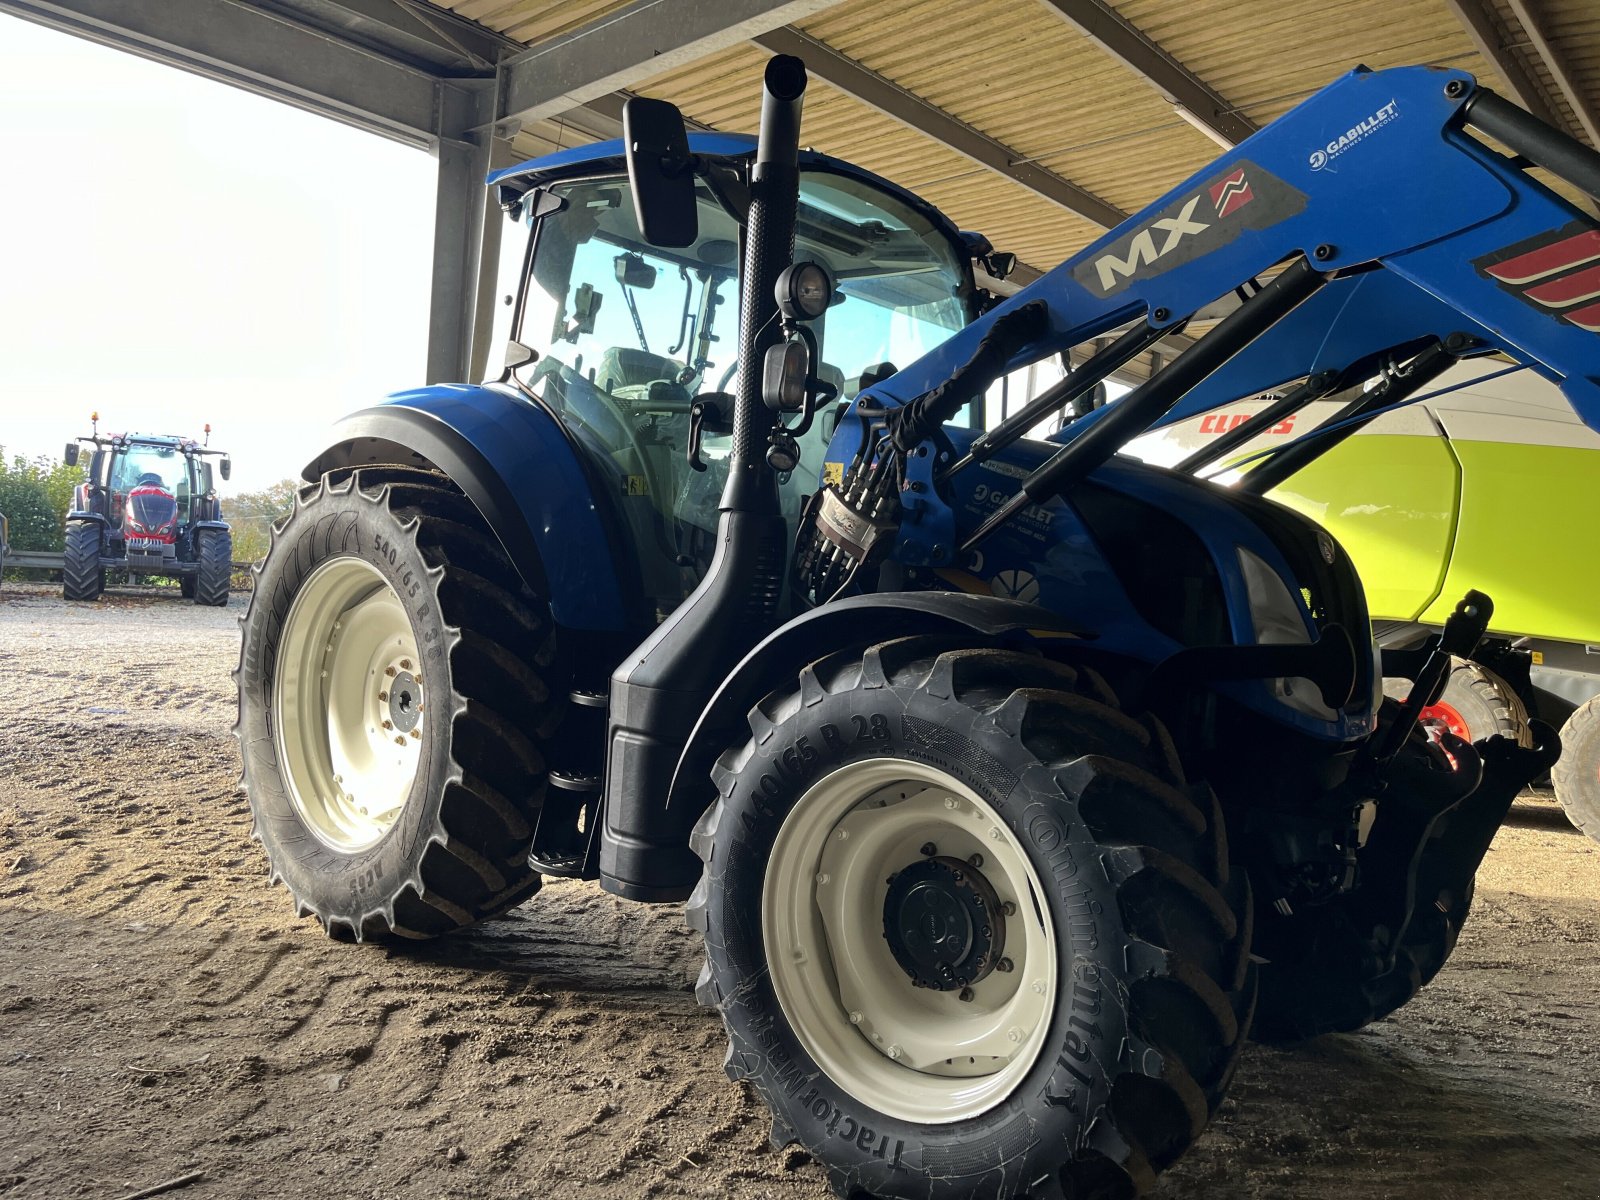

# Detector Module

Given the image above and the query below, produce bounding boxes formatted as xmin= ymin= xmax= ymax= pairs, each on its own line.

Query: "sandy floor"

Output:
xmin=1 ymin=579 xmax=1597 ymax=1200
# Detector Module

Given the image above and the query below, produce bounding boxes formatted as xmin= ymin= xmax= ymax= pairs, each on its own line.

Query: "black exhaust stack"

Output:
xmin=599 ymin=57 xmax=808 ymax=901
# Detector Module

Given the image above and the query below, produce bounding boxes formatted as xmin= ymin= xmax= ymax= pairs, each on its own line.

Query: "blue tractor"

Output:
xmin=239 ymin=55 xmax=1592 ymax=1197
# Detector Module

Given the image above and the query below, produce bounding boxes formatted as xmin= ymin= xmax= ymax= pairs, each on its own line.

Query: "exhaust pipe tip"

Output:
xmin=764 ymin=54 xmax=807 ymax=102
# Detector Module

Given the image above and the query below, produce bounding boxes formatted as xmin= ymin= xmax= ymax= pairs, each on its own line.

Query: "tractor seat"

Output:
xmin=597 ymin=347 xmax=684 ymax=395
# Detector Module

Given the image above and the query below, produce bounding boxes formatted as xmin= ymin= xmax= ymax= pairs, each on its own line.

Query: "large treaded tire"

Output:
xmin=236 ymin=467 xmax=561 ymax=940
xmin=1383 ymin=657 xmax=1532 ymax=749
xmin=1552 ymin=696 xmax=1600 ymax=843
xmin=62 ymin=520 xmax=104 ymax=601
xmin=688 ymin=638 xmax=1252 ymax=1200
xmin=194 ymin=527 xmax=232 ymax=607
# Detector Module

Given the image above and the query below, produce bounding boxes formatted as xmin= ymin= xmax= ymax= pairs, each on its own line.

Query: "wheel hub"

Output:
xmin=387 ymin=669 xmax=423 ymax=733
xmin=884 ymin=855 xmax=1006 ymax=990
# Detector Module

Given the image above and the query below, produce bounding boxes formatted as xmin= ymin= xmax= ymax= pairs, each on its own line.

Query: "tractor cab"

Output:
xmin=488 ymin=137 xmax=984 ymax=616
xmin=74 ymin=434 xmax=223 ymax=553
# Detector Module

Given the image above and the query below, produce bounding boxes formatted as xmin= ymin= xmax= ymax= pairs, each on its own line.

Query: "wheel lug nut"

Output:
xmin=385 ymin=666 xmax=397 ymax=678
xmin=920 ymin=842 xmax=937 ymax=857
xmin=848 ymin=1011 xmax=863 ymax=1025
xmin=1007 ymin=1027 xmax=1023 ymax=1044
xmin=886 ymin=1044 xmax=902 ymax=1060
xmin=943 ymin=797 xmax=959 ymax=810
xmin=1001 ymin=901 xmax=1017 ymax=917
xmin=958 ymin=987 xmax=974 ymax=1002
xmin=378 ymin=691 xmax=388 ymax=701
xmin=408 ymin=729 xmax=421 ymax=740
xmin=394 ymin=736 xmax=406 ymax=746
xmin=400 ymin=658 xmax=412 ymax=670
xmin=997 ymin=957 xmax=1014 ymax=973
xmin=815 ymin=872 xmax=829 ymax=885
xmin=382 ymin=720 xmax=393 ymax=730
xmin=988 ymin=827 xmax=1002 ymax=841
xmin=968 ymin=853 xmax=983 ymax=868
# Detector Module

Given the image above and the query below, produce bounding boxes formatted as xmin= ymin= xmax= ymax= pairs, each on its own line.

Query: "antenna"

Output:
xmin=91 ymin=411 xmax=99 ymax=437
xmin=204 ymin=423 xmax=211 ymax=446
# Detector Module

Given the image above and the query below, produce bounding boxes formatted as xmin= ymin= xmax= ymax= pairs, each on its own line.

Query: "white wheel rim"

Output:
xmin=273 ymin=557 xmax=424 ymax=852
xmin=762 ymin=759 xmax=1058 ymax=1124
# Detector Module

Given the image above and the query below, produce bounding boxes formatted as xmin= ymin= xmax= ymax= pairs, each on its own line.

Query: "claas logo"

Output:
xmin=1199 ymin=412 xmax=1296 ymax=435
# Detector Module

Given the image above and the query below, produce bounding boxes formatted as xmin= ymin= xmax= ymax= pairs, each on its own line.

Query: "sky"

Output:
xmin=0 ymin=14 xmax=437 ymax=493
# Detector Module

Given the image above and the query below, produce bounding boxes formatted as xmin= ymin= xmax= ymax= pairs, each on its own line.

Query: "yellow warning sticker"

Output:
xmin=823 ymin=462 xmax=844 ymax=486
xmin=624 ymin=475 xmax=649 ymax=496
xmin=1531 ymin=650 xmax=1544 ymax=665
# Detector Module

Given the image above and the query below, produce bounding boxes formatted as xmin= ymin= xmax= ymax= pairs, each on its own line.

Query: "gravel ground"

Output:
xmin=1 ymin=579 xmax=1597 ymax=1199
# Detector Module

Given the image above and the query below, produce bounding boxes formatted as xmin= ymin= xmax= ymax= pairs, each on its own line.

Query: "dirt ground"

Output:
xmin=1 ymin=578 xmax=1597 ymax=1200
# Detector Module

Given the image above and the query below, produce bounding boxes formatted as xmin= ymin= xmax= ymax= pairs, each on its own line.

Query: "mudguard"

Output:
xmin=657 ymin=592 xmax=1085 ymax=826
xmin=303 ymin=383 xmax=643 ymax=631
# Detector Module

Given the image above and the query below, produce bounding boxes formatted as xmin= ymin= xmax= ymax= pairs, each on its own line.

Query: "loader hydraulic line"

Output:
xmin=1175 ymin=368 xmax=1341 ymax=474
xmin=1236 ymin=334 xmax=1475 ymax=495
xmin=961 ymin=256 xmax=1326 ymax=553
xmin=941 ymin=317 xmax=1171 ymax=479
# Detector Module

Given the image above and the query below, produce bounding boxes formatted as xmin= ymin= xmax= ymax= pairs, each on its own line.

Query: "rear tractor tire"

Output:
xmin=690 ymin=638 xmax=1252 ymax=1199
xmin=236 ymin=468 xmax=562 ymax=940
xmin=62 ymin=520 xmax=104 ymax=601
xmin=194 ymin=527 xmax=232 ymax=607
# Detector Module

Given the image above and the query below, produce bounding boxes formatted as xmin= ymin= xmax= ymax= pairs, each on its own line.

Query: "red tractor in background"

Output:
xmin=63 ymin=416 xmax=233 ymax=605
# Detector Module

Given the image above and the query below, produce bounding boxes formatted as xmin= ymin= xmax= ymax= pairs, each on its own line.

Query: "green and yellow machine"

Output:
xmin=1135 ymin=357 xmax=1600 ymax=840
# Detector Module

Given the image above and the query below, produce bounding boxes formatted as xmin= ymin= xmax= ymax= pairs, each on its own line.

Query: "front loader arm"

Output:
xmin=859 ymin=64 xmax=1600 ymax=442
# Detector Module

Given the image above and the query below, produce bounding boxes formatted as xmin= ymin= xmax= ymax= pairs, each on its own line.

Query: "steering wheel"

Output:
xmin=716 ymin=361 xmax=739 ymax=394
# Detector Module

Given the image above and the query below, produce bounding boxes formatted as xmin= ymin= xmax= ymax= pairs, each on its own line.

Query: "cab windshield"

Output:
xmin=517 ymin=169 xmax=969 ymax=404
xmin=504 ymin=164 xmax=971 ymax=618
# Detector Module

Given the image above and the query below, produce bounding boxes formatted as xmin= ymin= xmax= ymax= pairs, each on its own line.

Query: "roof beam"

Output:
xmin=1442 ymin=0 xmax=1562 ymax=126
xmin=1503 ymin=0 xmax=1600 ymax=147
xmin=499 ymin=0 xmax=848 ymax=125
xmin=0 ymin=0 xmax=471 ymax=144
xmin=753 ymin=26 xmax=1128 ymax=230
xmin=1034 ymin=0 xmax=1255 ymax=147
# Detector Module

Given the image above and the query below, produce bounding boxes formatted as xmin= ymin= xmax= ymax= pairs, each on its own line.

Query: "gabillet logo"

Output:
xmin=1309 ymin=100 xmax=1400 ymax=170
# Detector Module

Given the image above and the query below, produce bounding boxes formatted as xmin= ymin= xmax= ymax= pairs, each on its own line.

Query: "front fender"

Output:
xmin=663 ymin=592 xmax=1086 ymax=817
xmin=304 ymin=383 xmax=641 ymax=631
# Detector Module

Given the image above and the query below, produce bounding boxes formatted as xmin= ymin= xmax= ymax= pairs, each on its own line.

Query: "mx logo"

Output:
xmin=1208 ymin=168 xmax=1254 ymax=219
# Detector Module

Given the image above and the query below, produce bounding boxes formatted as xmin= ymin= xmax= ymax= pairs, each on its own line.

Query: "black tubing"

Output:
xmin=963 ymin=258 xmax=1326 ymax=552
xmin=1464 ymin=88 xmax=1600 ymax=205
xmin=724 ymin=54 xmax=808 ymax=513
xmin=1175 ymin=369 xmax=1339 ymax=475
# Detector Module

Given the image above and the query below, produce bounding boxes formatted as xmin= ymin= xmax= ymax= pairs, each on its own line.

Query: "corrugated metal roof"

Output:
xmin=442 ymin=0 xmax=1600 ymax=274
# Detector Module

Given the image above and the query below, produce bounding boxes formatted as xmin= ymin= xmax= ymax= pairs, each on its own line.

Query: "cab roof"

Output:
xmin=486 ymin=132 xmax=962 ymax=246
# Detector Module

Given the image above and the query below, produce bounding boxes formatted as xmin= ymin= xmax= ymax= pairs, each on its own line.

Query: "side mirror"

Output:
xmin=220 ymin=457 xmax=232 ymax=482
xmin=623 ymin=97 xmax=698 ymax=248
xmin=64 ymin=442 xmax=79 ymax=467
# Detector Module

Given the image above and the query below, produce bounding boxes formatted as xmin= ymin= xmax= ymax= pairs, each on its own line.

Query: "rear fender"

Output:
xmin=303 ymin=384 xmax=641 ymax=631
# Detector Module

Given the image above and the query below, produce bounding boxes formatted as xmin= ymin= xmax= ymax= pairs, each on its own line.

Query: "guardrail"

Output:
xmin=5 ymin=550 xmax=255 ymax=571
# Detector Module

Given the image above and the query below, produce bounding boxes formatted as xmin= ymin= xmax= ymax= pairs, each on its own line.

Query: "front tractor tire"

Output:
xmin=62 ymin=520 xmax=104 ymax=601
xmin=236 ymin=469 xmax=560 ymax=940
xmin=690 ymin=639 xmax=1252 ymax=1200
xmin=194 ymin=526 xmax=232 ymax=606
